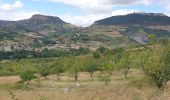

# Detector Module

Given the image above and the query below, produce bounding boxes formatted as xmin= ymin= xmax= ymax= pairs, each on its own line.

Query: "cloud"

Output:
xmin=13 ymin=1 xmax=23 ymax=8
xmin=111 ymin=9 xmax=138 ymax=16
xmin=0 ymin=0 xmax=23 ymax=11
xmin=0 ymin=0 xmax=40 ymax=22
xmin=59 ymin=14 xmax=109 ymax=27
xmin=110 ymin=0 xmax=153 ymax=6
xmin=47 ymin=0 xmax=112 ymax=13
xmin=47 ymin=0 xmax=152 ymax=13
xmin=0 ymin=11 xmax=40 ymax=21
xmin=59 ymin=9 xmax=138 ymax=27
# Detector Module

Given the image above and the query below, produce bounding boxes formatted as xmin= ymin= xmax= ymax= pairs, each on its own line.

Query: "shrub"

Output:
xmin=20 ymin=70 xmax=36 ymax=84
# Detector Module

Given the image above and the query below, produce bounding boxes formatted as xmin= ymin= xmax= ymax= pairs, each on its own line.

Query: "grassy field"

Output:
xmin=0 ymin=69 xmax=170 ymax=100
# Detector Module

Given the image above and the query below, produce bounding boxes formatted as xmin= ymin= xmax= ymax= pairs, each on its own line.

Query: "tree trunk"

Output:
xmin=90 ymin=72 xmax=93 ymax=77
xmin=44 ymin=76 xmax=48 ymax=80
xmin=74 ymin=72 xmax=78 ymax=81
xmin=74 ymin=75 xmax=78 ymax=81
xmin=57 ymin=75 xmax=60 ymax=81
xmin=124 ymin=70 xmax=128 ymax=79
xmin=124 ymin=67 xmax=130 ymax=79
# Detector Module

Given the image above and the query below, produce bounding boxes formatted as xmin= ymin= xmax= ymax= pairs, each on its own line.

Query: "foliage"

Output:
xmin=97 ymin=46 xmax=107 ymax=54
xmin=20 ymin=70 xmax=36 ymax=84
xmin=93 ymin=51 xmax=101 ymax=59
xmin=120 ymin=51 xmax=136 ymax=79
xmin=139 ymin=43 xmax=170 ymax=90
xmin=102 ymin=48 xmax=124 ymax=75
xmin=67 ymin=58 xmax=82 ymax=81
xmin=0 ymin=47 xmax=90 ymax=60
xmin=52 ymin=62 xmax=64 ymax=80
xmin=39 ymin=63 xmax=51 ymax=79
xmin=83 ymin=58 xmax=98 ymax=77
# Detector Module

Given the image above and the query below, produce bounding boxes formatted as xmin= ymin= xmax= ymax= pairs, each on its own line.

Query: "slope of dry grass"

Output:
xmin=0 ymin=69 xmax=170 ymax=100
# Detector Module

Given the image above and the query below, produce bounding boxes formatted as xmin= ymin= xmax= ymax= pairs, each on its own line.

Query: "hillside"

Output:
xmin=0 ymin=14 xmax=137 ymax=52
xmin=1 ymin=13 xmax=170 ymax=53
xmin=91 ymin=13 xmax=170 ymax=44
xmin=0 ymin=14 xmax=80 ymax=52
xmin=0 ymin=14 xmax=77 ymax=33
xmin=93 ymin=13 xmax=170 ymax=25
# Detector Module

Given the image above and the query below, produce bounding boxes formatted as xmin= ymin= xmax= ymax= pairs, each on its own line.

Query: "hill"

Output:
xmin=93 ymin=13 xmax=170 ymax=25
xmin=1 ymin=13 xmax=170 ymax=53
xmin=0 ymin=14 xmax=77 ymax=33
xmin=0 ymin=14 xmax=80 ymax=52
xmin=90 ymin=13 xmax=170 ymax=44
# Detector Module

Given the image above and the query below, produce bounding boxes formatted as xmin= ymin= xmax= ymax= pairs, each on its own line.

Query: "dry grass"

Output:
xmin=0 ymin=76 xmax=20 ymax=85
xmin=0 ymin=69 xmax=170 ymax=100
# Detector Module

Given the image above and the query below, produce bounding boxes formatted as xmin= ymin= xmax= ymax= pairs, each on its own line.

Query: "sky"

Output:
xmin=0 ymin=0 xmax=169 ymax=26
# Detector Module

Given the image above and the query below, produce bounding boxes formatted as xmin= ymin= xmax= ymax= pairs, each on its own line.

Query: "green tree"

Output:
xmin=39 ymin=64 xmax=51 ymax=79
xmin=139 ymin=43 xmax=170 ymax=91
xmin=97 ymin=48 xmax=124 ymax=86
xmin=93 ymin=51 xmax=101 ymax=59
xmin=97 ymin=46 xmax=107 ymax=54
xmin=84 ymin=59 xmax=98 ymax=77
xmin=120 ymin=51 xmax=136 ymax=79
xmin=148 ymin=34 xmax=157 ymax=46
xmin=20 ymin=70 xmax=36 ymax=85
xmin=104 ymin=48 xmax=124 ymax=76
xmin=68 ymin=59 xmax=81 ymax=81
xmin=53 ymin=62 xmax=64 ymax=80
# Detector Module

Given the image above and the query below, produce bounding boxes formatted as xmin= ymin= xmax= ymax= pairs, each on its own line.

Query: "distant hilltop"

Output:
xmin=133 ymin=12 xmax=165 ymax=16
xmin=93 ymin=12 xmax=170 ymax=26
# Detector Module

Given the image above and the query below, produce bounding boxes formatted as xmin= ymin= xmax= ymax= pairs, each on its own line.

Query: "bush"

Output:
xmin=93 ymin=51 xmax=101 ymax=59
xmin=20 ymin=70 xmax=36 ymax=84
xmin=39 ymin=64 xmax=51 ymax=79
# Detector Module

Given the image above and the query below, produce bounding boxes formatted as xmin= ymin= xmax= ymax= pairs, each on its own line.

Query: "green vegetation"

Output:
xmin=39 ymin=63 xmax=51 ymax=79
xmin=20 ymin=70 xmax=36 ymax=84
xmin=138 ymin=42 xmax=170 ymax=90
xmin=0 ymin=47 xmax=90 ymax=60
xmin=0 ymin=36 xmax=170 ymax=99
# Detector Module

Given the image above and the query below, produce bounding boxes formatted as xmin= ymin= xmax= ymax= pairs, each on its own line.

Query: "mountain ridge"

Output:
xmin=0 ymin=14 xmax=77 ymax=33
xmin=1 ymin=13 xmax=170 ymax=52
xmin=93 ymin=13 xmax=170 ymax=26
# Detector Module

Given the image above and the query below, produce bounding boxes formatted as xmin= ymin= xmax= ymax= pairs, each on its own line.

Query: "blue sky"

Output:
xmin=0 ymin=0 xmax=169 ymax=26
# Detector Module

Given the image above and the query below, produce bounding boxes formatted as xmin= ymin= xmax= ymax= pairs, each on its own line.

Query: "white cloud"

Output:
xmin=59 ymin=14 xmax=109 ymax=27
xmin=59 ymin=9 xmax=138 ymax=27
xmin=47 ymin=0 xmax=112 ymax=13
xmin=47 ymin=0 xmax=152 ymax=13
xmin=13 ymin=1 xmax=23 ymax=8
xmin=0 ymin=0 xmax=37 ymax=22
xmin=0 ymin=11 xmax=40 ymax=21
xmin=0 ymin=0 xmax=23 ymax=11
xmin=111 ymin=9 xmax=138 ymax=16
xmin=111 ymin=0 xmax=153 ymax=6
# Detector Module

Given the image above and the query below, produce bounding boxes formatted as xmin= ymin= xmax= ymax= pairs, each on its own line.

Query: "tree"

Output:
xmin=120 ymin=51 xmax=136 ymax=79
xmin=68 ymin=59 xmax=81 ymax=81
xmin=139 ymin=42 xmax=170 ymax=91
xmin=97 ymin=46 xmax=107 ymax=54
xmin=53 ymin=62 xmax=64 ymax=80
xmin=39 ymin=63 xmax=51 ymax=79
xmin=93 ymin=51 xmax=101 ymax=59
xmin=98 ymin=58 xmax=113 ymax=86
xmin=84 ymin=59 xmax=98 ymax=77
xmin=104 ymin=48 xmax=124 ymax=76
xmin=20 ymin=70 xmax=36 ymax=85
xmin=148 ymin=34 xmax=157 ymax=45
xmin=97 ymin=48 xmax=124 ymax=86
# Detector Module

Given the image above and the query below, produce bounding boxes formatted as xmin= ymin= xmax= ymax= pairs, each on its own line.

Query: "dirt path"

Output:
xmin=0 ymin=76 xmax=20 ymax=85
